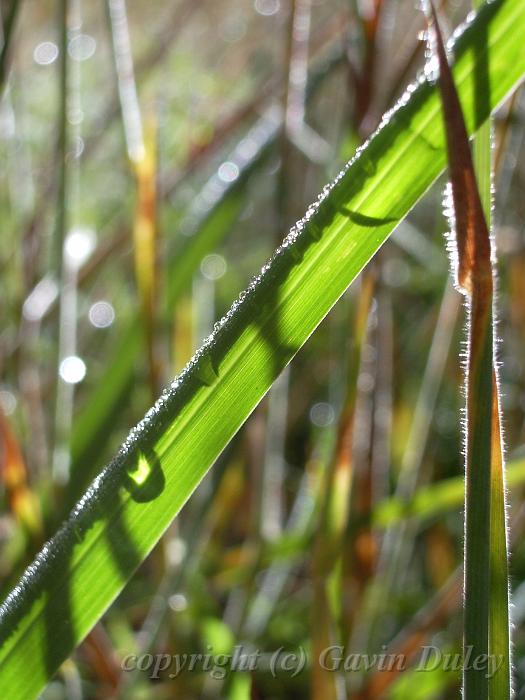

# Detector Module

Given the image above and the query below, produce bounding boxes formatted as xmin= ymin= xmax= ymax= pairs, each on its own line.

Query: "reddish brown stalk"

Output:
xmin=430 ymin=4 xmax=492 ymax=296
xmin=429 ymin=3 xmax=509 ymax=698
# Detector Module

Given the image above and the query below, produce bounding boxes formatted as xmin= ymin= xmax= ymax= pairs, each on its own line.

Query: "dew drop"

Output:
xmin=200 ymin=254 xmax=227 ymax=280
xmin=195 ymin=352 xmax=219 ymax=387
xmin=124 ymin=449 xmax=165 ymax=503
xmin=310 ymin=402 xmax=335 ymax=427
xmin=33 ymin=41 xmax=59 ymax=66
xmin=22 ymin=277 xmax=58 ymax=322
xmin=64 ymin=227 xmax=96 ymax=268
xmin=89 ymin=300 xmax=115 ymax=328
xmin=0 ymin=389 xmax=16 ymax=415
xmin=289 ymin=245 xmax=304 ymax=262
xmin=127 ymin=452 xmax=151 ymax=487
xmin=362 ymin=156 xmax=377 ymax=176
xmin=68 ymin=34 xmax=96 ymax=62
xmin=254 ymin=0 xmax=280 ymax=16
xmin=217 ymin=161 xmax=239 ymax=183
xmin=169 ymin=593 xmax=188 ymax=612
xmin=307 ymin=221 xmax=323 ymax=241
xmin=59 ymin=355 xmax=86 ymax=384
xmin=166 ymin=538 xmax=187 ymax=567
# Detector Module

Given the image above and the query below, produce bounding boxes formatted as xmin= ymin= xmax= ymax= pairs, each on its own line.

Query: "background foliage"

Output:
xmin=1 ymin=0 xmax=525 ymax=698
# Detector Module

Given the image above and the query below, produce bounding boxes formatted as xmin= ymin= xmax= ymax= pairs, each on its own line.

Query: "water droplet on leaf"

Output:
xmin=195 ymin=352 xmax=219 ymax=387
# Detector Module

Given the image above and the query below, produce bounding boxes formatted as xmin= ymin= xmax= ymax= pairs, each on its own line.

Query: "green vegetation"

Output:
xmin=0 ymin=0 xmax=524 ymax=698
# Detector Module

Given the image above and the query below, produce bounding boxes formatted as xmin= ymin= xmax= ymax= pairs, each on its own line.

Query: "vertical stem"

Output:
xmin=463 ymin=291 xmax=493 ymax=700
xmin=51 ymin=0 xmax=69 ymax=486
xmin=489 ymin=369 xmax=511 ymax=699
xmin=53 ymin=0 xmax=92 ymax=486
xmin=54 ymin=0 xmax=69 ymax=280
xmin=107 ymin=0 xmax=160 ymax=398
xmin=426 ymin=3 xmax=511 ymax=696
xmin=106 ymin=0 xmax=144 ymax=163
xmin=471 ymin=3 xmax=511 ymax=696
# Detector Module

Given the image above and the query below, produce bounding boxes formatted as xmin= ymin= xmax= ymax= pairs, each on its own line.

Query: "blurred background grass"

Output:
xmin=1 ymin=0 xmax=525 ymax=697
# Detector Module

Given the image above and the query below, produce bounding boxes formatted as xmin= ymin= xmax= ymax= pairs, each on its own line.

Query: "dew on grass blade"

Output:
xmin=254 ymin=0 xmax=280 ymax=16
xmin=194 ymin=351 xmax=220 ymax=387
xmin=33 ymin=42 xmax=59 ymax=66
xmin=166 ymin=538 xmax=187 ymax=567
xmin=22 ymin=278 xmax=59 ymax=322
xmin=125 ymin=450 xmax=165 ymax=503
xmin=68 ymin=34 xmax=96 ymax=62
xmin=59 ymin=356 xmax=86 ymax=385
xmin=310 ymin=402 xmax=335 ymax=427
xmin=64 ymin=227 xmax=96 ymax=269
xmin=0 ymin=389 xmax=16 ymax=416
xmin=200 ymin=254 xmax=227 ymax=280
xmin=127 ymin=452 xmax=151 ymax=488
xmin=88 ymin=301 xmax=115 ymax=328
xmin=217 ymin=161 xmax=239 ymax=183
xmin=361 ymin=155 xmax=377 ymax=176
xmin=168 ymin=594 xmax=187 ymax=612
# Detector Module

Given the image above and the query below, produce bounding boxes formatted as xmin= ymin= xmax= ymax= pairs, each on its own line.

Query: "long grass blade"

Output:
xmin=428 ymin=3 xmax=511 ymax=697
xmin=470 ymin=1 xmax=512 ymax=695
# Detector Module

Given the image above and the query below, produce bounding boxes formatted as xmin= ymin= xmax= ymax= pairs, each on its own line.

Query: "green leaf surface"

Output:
xmin=471 ymin=1 xmax=512 ymax=694
xmin=1 ymin=1 xmax=524 ymax=697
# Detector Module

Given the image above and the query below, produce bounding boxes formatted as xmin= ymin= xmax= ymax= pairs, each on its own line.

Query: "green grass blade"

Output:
xmin=1 ymin=2 xmax=524 ymax=698
xmin=471 ymin=2 xmax=512 ymax=695
xmin=429 ymin=3 xmax=511 ymax=697
xmin=489 ymin=388 xmax=512 ymax=699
